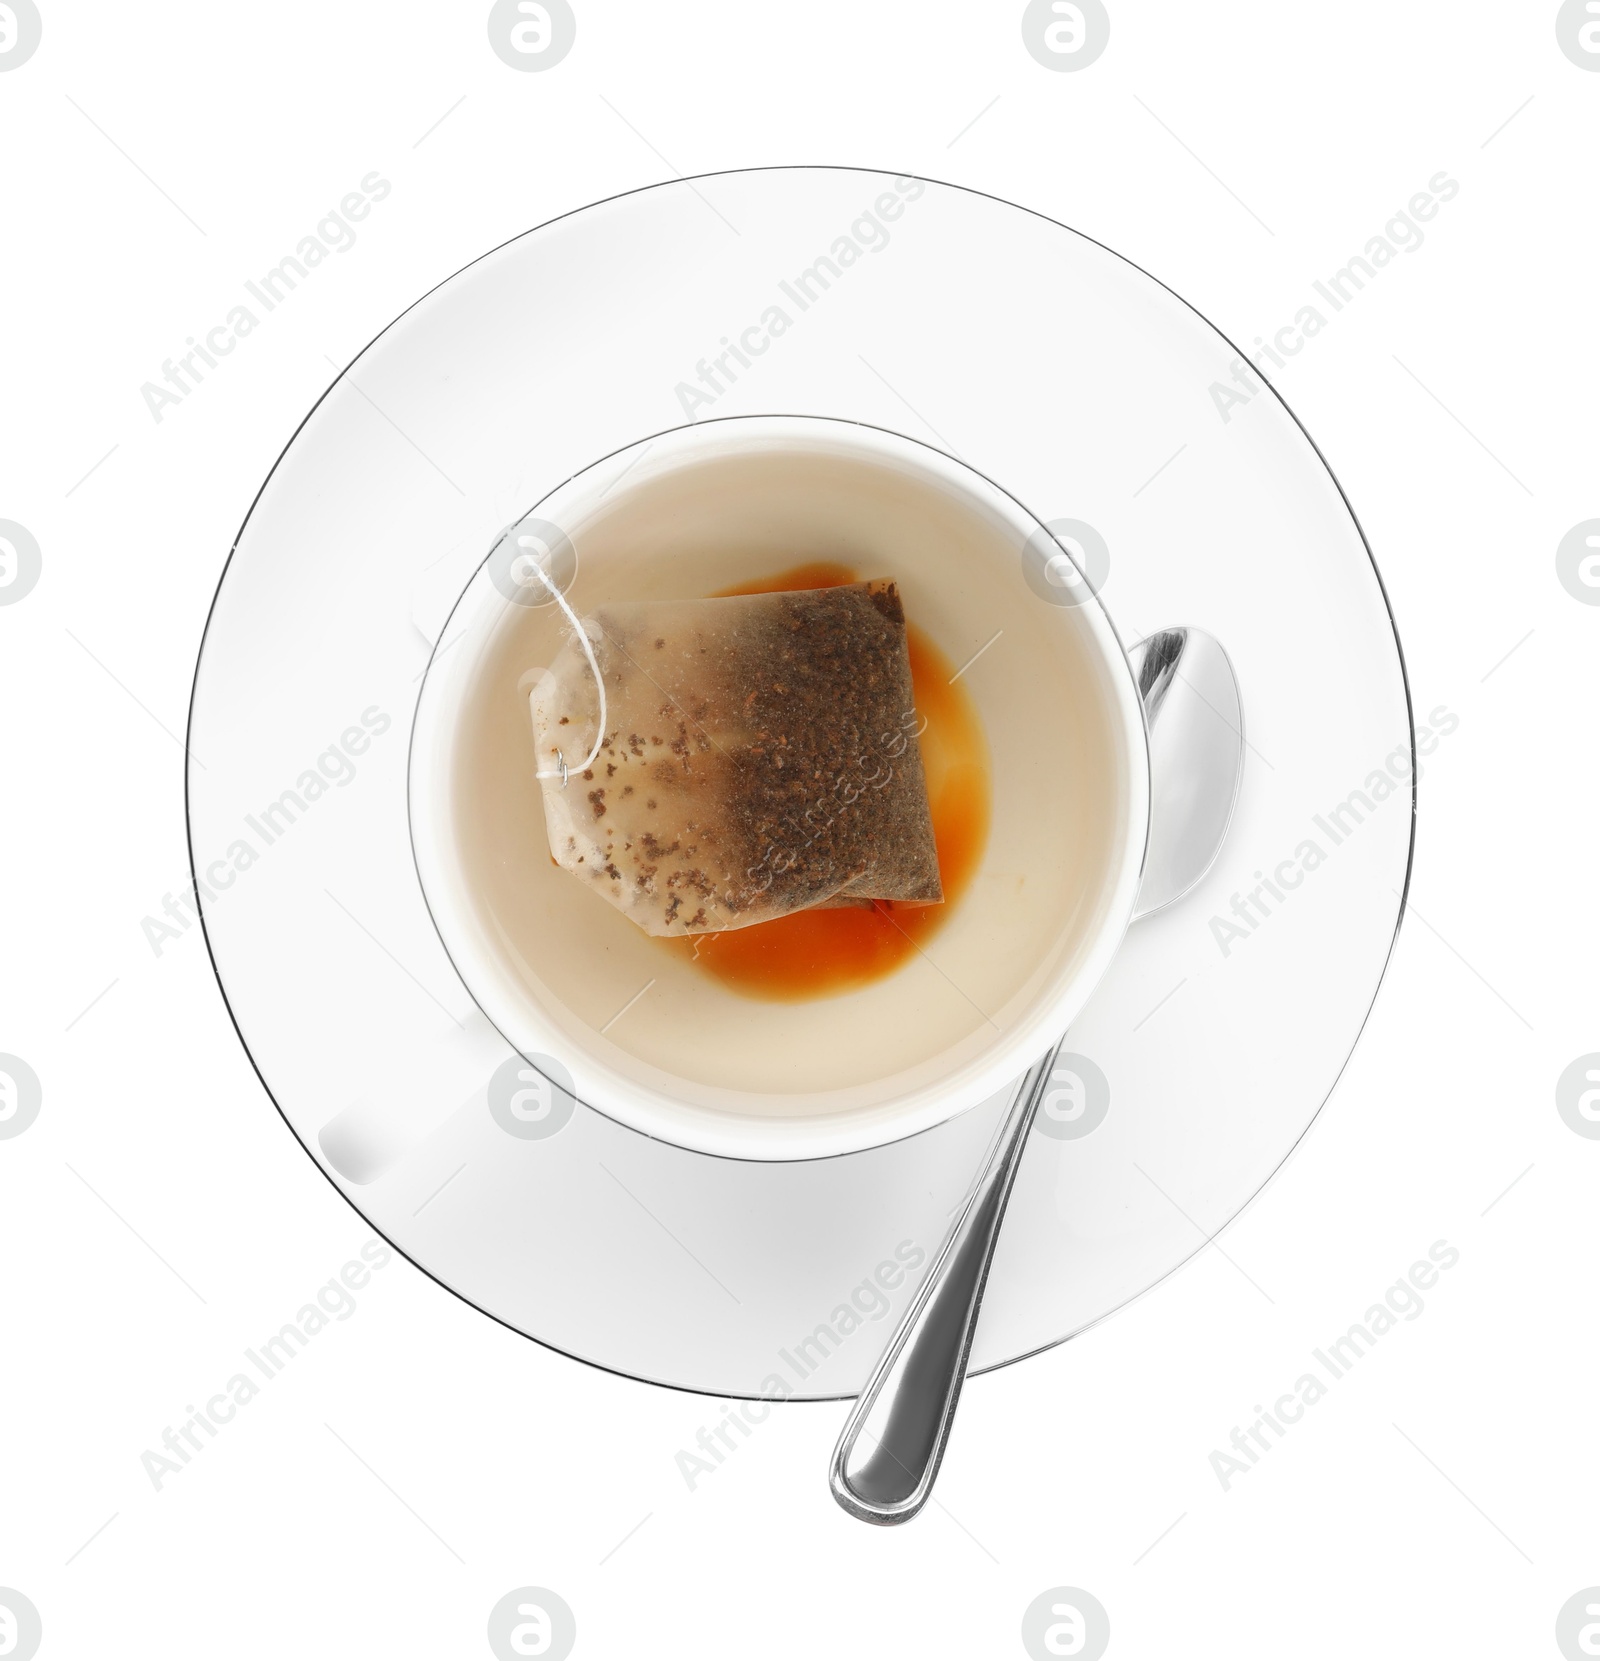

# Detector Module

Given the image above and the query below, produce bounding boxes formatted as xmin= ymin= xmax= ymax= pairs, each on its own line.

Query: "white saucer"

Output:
xmin=188 ymin=167 xmax=1412 ymax=1399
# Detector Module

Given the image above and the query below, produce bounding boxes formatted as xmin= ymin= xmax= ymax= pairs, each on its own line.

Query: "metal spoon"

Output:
xmin=829 ymin=627 xmax=1244 ymax=1524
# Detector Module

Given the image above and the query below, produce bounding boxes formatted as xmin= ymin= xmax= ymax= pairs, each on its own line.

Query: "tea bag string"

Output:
xmin=517 ymin=535 xmax=607 ymax=786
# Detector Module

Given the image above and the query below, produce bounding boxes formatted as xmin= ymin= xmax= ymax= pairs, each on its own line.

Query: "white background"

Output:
xmin=2 ymin=2 xmax=1597 ymax=1657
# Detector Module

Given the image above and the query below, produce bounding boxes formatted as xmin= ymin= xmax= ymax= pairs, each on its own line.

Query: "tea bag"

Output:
xmin=529 ymin=582 xmax=943 ymax=936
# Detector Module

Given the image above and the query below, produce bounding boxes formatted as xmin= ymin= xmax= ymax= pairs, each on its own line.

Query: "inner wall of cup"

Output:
xmin=444 ymin=434 xmax=1132 ymax=1118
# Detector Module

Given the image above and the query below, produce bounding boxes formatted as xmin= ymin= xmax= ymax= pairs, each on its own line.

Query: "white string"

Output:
xmin=514 ymin=534 xmax=607 ymax=785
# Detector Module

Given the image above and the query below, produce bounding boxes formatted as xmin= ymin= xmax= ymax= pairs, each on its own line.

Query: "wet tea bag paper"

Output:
xmin=529 ymin=582 xmax=942 ymax=936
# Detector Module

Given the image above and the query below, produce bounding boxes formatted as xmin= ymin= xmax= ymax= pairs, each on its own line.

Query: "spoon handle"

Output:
xmin=829 ymin=1041 xmax=1062 ymax=1524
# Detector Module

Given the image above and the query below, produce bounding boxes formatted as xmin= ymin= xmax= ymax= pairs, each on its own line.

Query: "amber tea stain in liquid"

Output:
xmin=664 ymin=562 xmax=992 ymax=1001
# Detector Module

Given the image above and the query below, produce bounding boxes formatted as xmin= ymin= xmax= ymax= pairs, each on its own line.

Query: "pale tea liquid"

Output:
xmin=450 ymin=447 xmax=1126 ymax=1108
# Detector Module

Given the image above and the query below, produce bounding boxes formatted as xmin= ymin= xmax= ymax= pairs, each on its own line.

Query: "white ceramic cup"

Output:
xmin=410 ymin=416 xmax=1150 ymax=1160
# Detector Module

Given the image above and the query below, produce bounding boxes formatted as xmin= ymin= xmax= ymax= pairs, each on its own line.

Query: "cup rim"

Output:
xmin=408 ymin=413 xmax=1152 ymax=1161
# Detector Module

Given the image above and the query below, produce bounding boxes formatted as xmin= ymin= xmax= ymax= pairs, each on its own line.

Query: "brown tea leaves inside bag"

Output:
xmin=530 ymin=582 xmax=942 ymax=936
